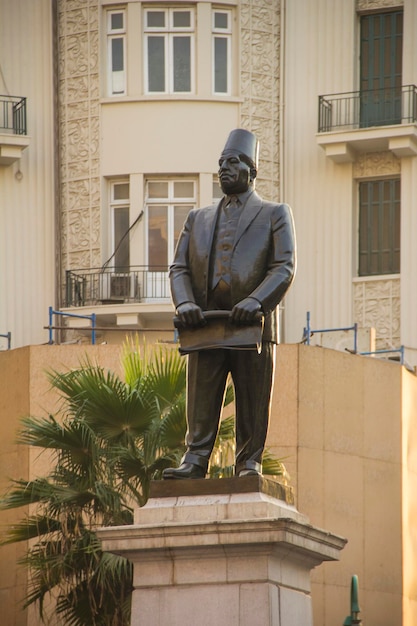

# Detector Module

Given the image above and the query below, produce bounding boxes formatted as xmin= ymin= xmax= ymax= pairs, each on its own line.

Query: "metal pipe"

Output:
xmin=48 ymin=307 xmax=97 ymax=345
xmin=0 ymin=332 xmax=11 ymax=350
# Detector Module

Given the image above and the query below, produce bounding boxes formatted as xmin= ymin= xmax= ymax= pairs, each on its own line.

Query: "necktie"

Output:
xmin=225 ymin=195 xmax=240 ymax=217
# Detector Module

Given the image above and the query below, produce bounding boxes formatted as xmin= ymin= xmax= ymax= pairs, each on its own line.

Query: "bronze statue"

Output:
xmin=163 ymin=129 xmax=296 ymax=479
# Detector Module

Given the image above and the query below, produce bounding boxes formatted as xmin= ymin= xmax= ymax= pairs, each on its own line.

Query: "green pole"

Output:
xmin=343 ymin=575 xmax=362 ymax=625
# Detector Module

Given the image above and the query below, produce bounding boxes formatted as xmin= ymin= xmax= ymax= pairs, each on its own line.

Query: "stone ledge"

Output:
xmin=98 ymin=516 xmax=347 ymax=568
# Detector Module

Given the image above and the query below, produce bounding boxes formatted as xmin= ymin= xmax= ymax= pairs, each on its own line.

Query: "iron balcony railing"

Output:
xmin=318 ymin=84 xmax=417 ymax=132
xmin=65 ymin=266 xmax=171 ymax=307
xmin=0 ymin=95 xmax=27 ymax=135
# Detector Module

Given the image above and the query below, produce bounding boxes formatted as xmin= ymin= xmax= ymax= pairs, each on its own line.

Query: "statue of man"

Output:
xmin=163 ymin=128 xmax=296 ymax=479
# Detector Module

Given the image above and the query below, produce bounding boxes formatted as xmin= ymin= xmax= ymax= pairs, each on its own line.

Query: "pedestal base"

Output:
xmin=98 ymin=477 xmax=346 ymax=626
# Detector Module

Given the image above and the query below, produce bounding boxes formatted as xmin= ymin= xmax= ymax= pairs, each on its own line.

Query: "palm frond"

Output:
xmin=207 ymin=463 xmax=235 ymax=479
xmin=216 ymin=414 xmax=235 ymax=442
xmin=223 ymin=380 xmax=235 ymax=406
xmin=1 ymin=515 xmax=61 ymax=544
xmin=142 ymin=346 xmax=186 ymax=402
xmin=17 ymin=414 xmax=67 ymax=449
xmin=157 ymin=399 xmax=187 ymax=450
xmin=261 ymin=448 xmax=290 ymax=481
xmin=49 ymin=366 xmax=154 ymax=442
xmin=121 ymin=337 xmax=146 ymax=388
xmin=93 ymin=550 xmax=132 ymax=588
xmin=0 ymin=477 xmax=61 ymax=510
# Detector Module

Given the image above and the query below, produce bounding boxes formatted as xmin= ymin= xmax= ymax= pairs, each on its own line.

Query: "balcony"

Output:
xmin=317 ymin=85 xmax=417 ymax=162
xmin=0 ymin=94 xmax=30 ymax=165
xmin=62 ymin=266 xmax=174 ymax=329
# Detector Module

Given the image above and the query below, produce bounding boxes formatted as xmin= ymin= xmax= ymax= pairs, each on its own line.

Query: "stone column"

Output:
xmin=97 ymin=477 xmax=346 ymax=626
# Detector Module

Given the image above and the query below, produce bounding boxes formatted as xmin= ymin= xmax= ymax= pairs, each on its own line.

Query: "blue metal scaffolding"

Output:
xmin=302 ymin=311 xmax=358 ymax=353
xmin=302 ymin=311 xmax=404 ymax=364
xmin=48 ymin=307 xmax=96 ymax=345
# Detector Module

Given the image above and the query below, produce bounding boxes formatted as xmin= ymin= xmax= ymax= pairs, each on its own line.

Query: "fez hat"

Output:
xmin=221 ymin=128 xmax=259 ymax=170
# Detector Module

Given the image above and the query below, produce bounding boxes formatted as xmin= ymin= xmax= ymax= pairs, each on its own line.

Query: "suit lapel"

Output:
xmin=234 ymin=191 xmax=263 ymax=248
xmin=201 ymin=200 xmax=221 ymax=253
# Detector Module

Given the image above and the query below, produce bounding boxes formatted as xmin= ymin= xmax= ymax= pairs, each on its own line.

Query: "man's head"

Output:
xmin=218 ymin=129 xmax=259 ymax=194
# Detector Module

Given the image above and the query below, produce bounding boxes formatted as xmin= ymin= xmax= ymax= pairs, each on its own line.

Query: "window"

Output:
xmin=110 ymin=181 xmax=130 ymax=270
xmin=360 ymin=11 xmax=403 ymax=127
xmin=107 ymin=10 xmax=126 ymax=95
xmin=146 ymin=179 xmax=195 ymax=267
xmin=358 ymin=178 xmax=400 ymax=276
xmin=212 ymin=178 xmax=223 ymax=203
xmin=144 ymin=8 xmax=194 ymax=94
xmin=212 ymin=10 xmax=231 ymax=94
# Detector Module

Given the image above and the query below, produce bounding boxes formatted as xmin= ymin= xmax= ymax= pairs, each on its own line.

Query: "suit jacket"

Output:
xmin=169 ymin=190 xmax=296 ymax=343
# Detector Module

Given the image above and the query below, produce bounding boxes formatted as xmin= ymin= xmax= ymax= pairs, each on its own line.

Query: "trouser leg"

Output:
xmin=231 ymin=342 xmax=275 ymax=474
xmin=183 ymin=348 xmax=229 ymax=469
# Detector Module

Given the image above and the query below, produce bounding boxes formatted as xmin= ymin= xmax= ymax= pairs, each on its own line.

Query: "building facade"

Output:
xmin=283 ymin=0 xmax=417 ymax=368
xmin=57 ymin=0 xmax=282 ymax=346
xmin=2 ymin=0 xmax=416 ymax=365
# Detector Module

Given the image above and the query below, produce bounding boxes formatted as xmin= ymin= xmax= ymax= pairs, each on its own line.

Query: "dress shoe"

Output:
xmin=162 ymin=462 xmax=206 ymax=480
xmin=238 ymin=469 xmax=261 ymax=477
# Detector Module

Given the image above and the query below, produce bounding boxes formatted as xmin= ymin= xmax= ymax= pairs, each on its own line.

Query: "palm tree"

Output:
xmin=0 ymin=341 xmax=287 ymax=625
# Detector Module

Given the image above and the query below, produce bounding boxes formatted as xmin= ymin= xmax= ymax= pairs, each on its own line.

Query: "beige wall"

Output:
xmin=101 ymin=101 xmax=240 ymax=178
xmin=282 ymin=0 xmax=357 ymax=343
xmin=401 ymin=366 xmax=417 ymax=623
xmin=267 ymin=344 xmax=415 ymax=626
xmin=0 ymin=0 xmax=55 ymax=349
xmin=2 ymin=343 xmax=416 ymax=625
xmin=0 ymin=345 xmax=124 ymax=626
xmin=0 ymin=348 xmax=30 ymax=626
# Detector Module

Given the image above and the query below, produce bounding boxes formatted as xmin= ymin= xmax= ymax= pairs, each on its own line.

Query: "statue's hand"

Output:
xmin=176 ymin=301 xmax=206 ymax=327
xmin=230 ymin=297 xmax=262 ymax=324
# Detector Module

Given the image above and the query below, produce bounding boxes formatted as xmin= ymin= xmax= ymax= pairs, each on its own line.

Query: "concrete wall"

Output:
xmin=0 ymin=345 xmax=124 ymax=626
xmin=1 ymin=342 xmax=416 ymax=625
xmin=268 ymin=343 xmax=413 ymax=625
xmin=401 ymin=366 xmax=417 ymax=623
xmin=0 ymin=348 xmax=30 ymax=626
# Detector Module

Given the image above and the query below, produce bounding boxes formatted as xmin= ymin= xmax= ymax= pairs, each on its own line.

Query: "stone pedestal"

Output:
xmin=97 ymin=477 xmax=346 ymax=626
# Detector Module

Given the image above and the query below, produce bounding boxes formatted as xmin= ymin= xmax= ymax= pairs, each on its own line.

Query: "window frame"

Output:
xmin=107 ymin=9 xmax=127 ymax=96
xmin=145 ymin=178 xmax=196 ymax=267
xmin=143 ymin=7 xmax=195 ymax=95
xmin=212 ymin=176 xmax=223 ymax=203
xmin=358 ymin=177 xmax=400 ymax=277
xmin=212 ymin=9 xmax=232 ymax=96
xmin=109 ymin=180 xmax=130 ymax=270
xmin=359 ymin=10 xmax=403 ymax=127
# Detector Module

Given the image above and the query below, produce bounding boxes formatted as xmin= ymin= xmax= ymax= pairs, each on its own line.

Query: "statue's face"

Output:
xmin=218 ymin=151 xmax=253 ymax=194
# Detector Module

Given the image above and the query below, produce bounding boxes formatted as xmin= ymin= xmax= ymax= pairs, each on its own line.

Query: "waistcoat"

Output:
xmin=210 ymin=196 xmax=241 ymax=290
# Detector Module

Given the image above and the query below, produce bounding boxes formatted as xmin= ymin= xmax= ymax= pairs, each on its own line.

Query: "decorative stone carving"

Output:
xmin=58 ymin=0 xmax=100 ymax=292
xmin=240 ymin=0 xmax=280 ymax=200
xmin=68 ymin=180 xmax=92 ymax=210
xmin=353 ymin=151 xmax=401 ymax=179
xmin=353 ymin=277 xmax=401 ymax=351
xmin=68 ymin=210 xmax=92 ymax=250
xmin=356 ymin=0 xmax=403 ymax=10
